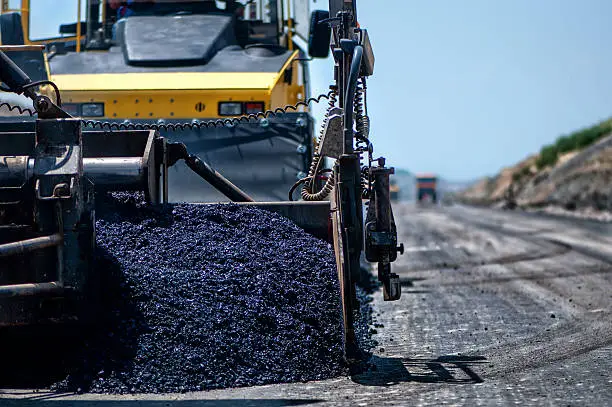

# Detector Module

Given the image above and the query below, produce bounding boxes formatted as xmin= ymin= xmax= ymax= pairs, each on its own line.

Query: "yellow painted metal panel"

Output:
xmin=64 ymin=89 xmax=270 ymax=119
xmin=52 ymin=50 xmax=304 ymax=120
xmin=52 ymin=72 xmax=280 ymax=92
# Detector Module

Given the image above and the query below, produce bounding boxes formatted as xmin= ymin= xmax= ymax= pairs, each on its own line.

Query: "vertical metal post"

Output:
xmin=76 ymin=0 xmax=82 ymax=52
xmin=277 ymin=0 xmax=284 ymax=44
xmin=20 ymin=0 xmax=30 ymax=46
xmin=286 ymin=0 xmax=293 ymax=50
xmin=85 ymin=0 xmax=93 ymax=45
xmin=100 ymin=0 xmax=105 ymax=28
xmin=34 ymin=118 xmax=92 ymax=291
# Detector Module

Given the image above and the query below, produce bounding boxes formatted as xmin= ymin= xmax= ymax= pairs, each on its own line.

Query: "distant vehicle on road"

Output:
xmin=416 ymin=173 xmax=438 ymax=205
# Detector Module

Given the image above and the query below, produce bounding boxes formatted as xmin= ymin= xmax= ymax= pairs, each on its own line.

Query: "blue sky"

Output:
xmin=19 ymin=0 xmax=612 ymax=180
xmin=309 ymin=0 xmax=612 ymax=179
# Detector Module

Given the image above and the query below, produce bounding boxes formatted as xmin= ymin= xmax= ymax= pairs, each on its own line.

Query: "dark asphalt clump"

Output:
xmin=53 ymin=193 xmax=345 ymax=394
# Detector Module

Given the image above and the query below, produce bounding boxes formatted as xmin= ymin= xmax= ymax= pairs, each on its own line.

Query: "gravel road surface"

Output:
xmin=2 ymin=204 xmax=611 ymax=406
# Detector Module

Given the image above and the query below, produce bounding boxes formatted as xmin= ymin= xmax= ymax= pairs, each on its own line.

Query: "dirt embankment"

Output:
xmin=458 ymin=133 xmax=612 ymax=214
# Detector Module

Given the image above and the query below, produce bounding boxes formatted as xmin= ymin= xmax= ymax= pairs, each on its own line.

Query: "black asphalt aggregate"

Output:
xmin=53 ymin=193 xmax=347 ymax=394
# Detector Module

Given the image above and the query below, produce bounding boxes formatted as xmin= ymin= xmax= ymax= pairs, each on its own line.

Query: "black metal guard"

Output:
xmin=365 ymin=158 xmax=403 ymax=301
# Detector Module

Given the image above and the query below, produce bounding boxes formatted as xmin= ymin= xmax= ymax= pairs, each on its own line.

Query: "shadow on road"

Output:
xmin=399 ymin=278 xmax=432 ymax=293
xmin=0 ymin=400 xmax=322 ymax=407
xmin=352 ymin=355 xmax=486 ymax=386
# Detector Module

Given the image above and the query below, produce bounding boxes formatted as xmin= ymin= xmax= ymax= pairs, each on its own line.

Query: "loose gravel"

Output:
xmin=53 ymin=193 xmax=347 ymax=394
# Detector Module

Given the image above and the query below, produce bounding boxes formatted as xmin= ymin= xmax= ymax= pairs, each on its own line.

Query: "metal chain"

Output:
xmin=0 ymin=102 xmax=36 ymax=116
xmin=82 ymin=91 xmax=335 ymax=131
xmin=0 ymin=91 xmax=335 ymax=131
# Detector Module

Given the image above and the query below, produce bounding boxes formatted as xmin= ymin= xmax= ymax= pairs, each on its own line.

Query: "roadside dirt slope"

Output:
xmin=458 ymin=133 xmax=612 ymax=212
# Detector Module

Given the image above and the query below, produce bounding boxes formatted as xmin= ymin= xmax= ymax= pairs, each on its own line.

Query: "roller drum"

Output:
xmin=82 ymin=157 xmax=145 ymax=190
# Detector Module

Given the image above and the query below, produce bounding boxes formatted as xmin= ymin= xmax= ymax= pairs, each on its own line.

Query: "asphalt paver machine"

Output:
xmin=1 ymin=0 xmax=326 ymax=202
xmin=0 ymin=0 xmax=403 ymax=361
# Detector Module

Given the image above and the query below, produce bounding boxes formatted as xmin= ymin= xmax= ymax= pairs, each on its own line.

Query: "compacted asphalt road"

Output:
xmin=2 ymin=204 xmax=611 ymax=406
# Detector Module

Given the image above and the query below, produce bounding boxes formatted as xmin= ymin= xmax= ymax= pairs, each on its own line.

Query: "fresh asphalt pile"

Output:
xmin=53 ymin=192 xmax=348 ymax=394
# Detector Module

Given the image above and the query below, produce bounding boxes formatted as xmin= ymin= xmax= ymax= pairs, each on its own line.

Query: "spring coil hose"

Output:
xmin=300 ymin=155 xmax=336 ymax=201
xmin=357 ymin=164 xmax=369 ymax=200
xmin=354 ymin=78 xmax=369 ymax=150
xmin=301 ymin=89 xmax=338 ymax=201
xmin=354 ymin=78 xmax=371 ymax=198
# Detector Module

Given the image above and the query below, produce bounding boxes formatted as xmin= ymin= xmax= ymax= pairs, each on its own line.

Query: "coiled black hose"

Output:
xmin=300 ymin=89 xmax=338 ymax=201
xmin=301 ymin=45 xmax=365 ymax=202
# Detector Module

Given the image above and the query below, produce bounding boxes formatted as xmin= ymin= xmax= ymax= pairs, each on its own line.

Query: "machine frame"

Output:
xmin=0 ymin=0 xmax=403 ymax=362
